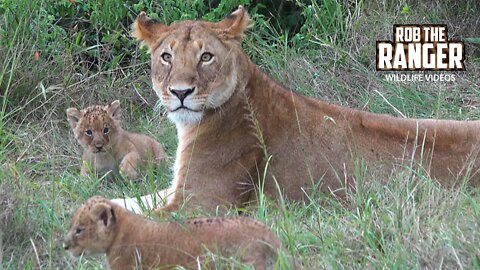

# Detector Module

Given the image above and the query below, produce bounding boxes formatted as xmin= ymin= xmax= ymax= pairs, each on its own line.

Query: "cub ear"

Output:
xmin=107 ymin=100 xmax=121 ymax=121
xmin=66 ymin=108 xmax=82 ymax=129
xmin=206 ymin=6 xmax=251 ymax=42
xmin=132 ymin=11 xmax=169 ymax=52
xmin=90 ymin=202 xmax=116 ymax=227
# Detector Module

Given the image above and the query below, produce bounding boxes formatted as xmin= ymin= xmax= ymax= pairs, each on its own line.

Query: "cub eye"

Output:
xmin=161 ymin=52 xmax=172 ymax=63
xmin=200 ymin=52 xmax=213 ymax=62
xmin=103 ymin=127 xmax=109 ymax=134
xmin=75 ymin=228 xmax=83 ymax=235
xmin=85 ymin=129 xmax=93 ymax=137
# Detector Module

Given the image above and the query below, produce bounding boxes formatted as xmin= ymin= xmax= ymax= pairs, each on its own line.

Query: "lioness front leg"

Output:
xmin=119 ymin=152 xmax=140 ymax=179
xmin=151 ymin=140 xmax=260 ymax=215
xmin=152 ymin=154 xmax=258 ymax=215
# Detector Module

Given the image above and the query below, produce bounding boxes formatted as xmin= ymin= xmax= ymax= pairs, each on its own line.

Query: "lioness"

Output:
xmin=64 ymin=196 xmax=296 ymax=270
xmin=113 ymin=7 xmax=480 ymax=214
xmin=67 ymin=100 xmax=165 ymax=180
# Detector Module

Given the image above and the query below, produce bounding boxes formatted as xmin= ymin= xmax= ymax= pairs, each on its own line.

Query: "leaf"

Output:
xmin=464 ymin=37 xmax=480 ymax=45
xmin=401 ymin=4 xmax=410 ymax=14
xmin=39 ymin=81 xmax=47 ymax=100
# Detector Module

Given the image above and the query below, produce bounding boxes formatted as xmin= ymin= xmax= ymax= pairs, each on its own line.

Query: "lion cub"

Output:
xmin=64 ymin=196 xmax=298 ymax=270
xmin=66 ymin=100 xmax=165 ymax=179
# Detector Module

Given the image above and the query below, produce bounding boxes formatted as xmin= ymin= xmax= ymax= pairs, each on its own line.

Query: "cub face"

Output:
xmin=132 ymin=7 xmax=251 ymax=125
xmin=64 ymin=196 xmax=117 ymax=257
xmin=66 ymin=100 xmax=121 ymax=154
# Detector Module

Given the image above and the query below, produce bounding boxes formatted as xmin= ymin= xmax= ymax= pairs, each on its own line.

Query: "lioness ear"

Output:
xmin=66 ymin=108 xmax=82 ymax=129
xmin=107 ymin=100 xmax=121 ymax=121
xmin=207 ymin=6 xmax=251 ymax=41
xmin=132 ymin=11 xmax=169 ymax=52
xmin=90 ymin=202 xmax=116 ymax=227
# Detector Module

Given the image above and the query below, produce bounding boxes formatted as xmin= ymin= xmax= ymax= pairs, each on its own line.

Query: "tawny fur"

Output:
xmin=64 ymin=196 xmax=296 ymax=270
xmin=66 ymin=100 xmax=165 ymax=180
xmin=116 ymin=7 xmax=480 ymax=214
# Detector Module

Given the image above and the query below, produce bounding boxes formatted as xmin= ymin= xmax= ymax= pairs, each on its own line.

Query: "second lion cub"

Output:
xmin=66 ymin=100 xmax=165 ymax=179
xmin=64 ymin=196 xmax=300 ymax=269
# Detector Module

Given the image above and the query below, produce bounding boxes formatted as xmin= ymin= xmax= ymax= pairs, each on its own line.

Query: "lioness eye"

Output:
xmin=85 ymin=129 xmax=93 ymax=136
xmin=75 ymin=228 xmax=83 ymax=235
xmin=103 ymin=127 xmax=109 ymax=134
xmin=200 ymin=52 xmax=213 ymax=62
xmin=161 ymin=52 xmax=172 ymax=63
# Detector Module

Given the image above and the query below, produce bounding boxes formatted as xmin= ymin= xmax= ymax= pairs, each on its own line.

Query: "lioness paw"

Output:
xmin=110 ymin=198 xmax=144 ymax=213
xmin=111 ymin=192 xmax=166 ymax=214
xmin=153 ymin=203 xmax=178 ymax=217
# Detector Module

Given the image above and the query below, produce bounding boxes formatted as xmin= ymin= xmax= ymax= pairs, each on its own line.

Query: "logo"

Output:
xmin=376 ymin=25 xmax=465 ymax=71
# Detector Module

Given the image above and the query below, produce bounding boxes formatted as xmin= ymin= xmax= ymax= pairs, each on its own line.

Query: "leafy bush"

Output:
xmin=0 ymin=0 xmax=353 ymax=74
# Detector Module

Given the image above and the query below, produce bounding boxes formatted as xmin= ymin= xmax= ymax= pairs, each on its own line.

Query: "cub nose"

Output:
xmin=169 ymin=87 xmax=195 ymax=102
xmin=94 ymin=142 xmax=104 ymax=151
xmin=63 ymin=241 xmax=70 ymax=250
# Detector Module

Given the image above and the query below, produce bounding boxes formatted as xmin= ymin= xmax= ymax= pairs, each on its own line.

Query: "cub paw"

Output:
xmin=119 ymin=162 xmax=139 ymax=180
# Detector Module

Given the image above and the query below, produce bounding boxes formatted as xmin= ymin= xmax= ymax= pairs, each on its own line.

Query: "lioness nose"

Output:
xmin=63 ymin=242 xmax=69 ymax=250
xmin=169 ymin=87 xmax=195 ymax=102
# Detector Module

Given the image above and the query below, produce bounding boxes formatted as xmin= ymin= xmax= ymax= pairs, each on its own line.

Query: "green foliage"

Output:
xmin=465 ymin=37 xmax=480 ymax=45
xmin=0 ymin=0 xmax=264 ymax=74
xmin=293 ymin=0 xmax=351 ymax=47
xmin=401 ymin=3 xmax=411 ymax=14
xmin=0 ymin=0 xmax=359 ymax=78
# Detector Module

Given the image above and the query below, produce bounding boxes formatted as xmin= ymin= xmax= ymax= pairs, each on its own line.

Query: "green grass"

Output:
xmin=1 ymin=0 xmax=480 ymax=269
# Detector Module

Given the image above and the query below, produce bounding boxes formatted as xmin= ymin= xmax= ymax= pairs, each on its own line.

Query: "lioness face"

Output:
xmin=66 ymin=101 xmax=121 ymax=154
xmin=132 ymin=7 xmax=250 ymax=125
xmin=64 ymin=197 xmax=116 ymax=257
xmin=151 ymin=26 xmax=237 ymax=124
